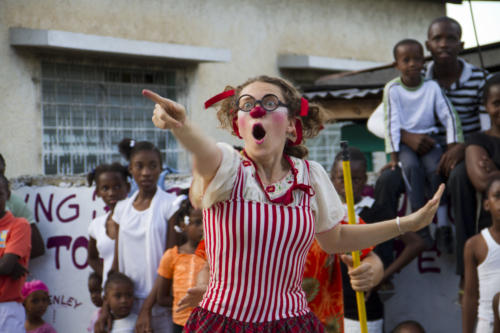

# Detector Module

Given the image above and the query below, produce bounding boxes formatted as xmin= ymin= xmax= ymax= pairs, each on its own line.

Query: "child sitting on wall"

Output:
xmin=383 ymin=38 xmax=462 ymax=256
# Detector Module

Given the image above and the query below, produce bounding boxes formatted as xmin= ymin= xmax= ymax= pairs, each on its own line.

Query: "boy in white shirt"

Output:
xmin=384 ymin=39 xmax=463 ymax=248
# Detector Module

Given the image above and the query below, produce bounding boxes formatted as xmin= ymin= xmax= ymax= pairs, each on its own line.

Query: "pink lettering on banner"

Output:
xmin=47 ymin=236 xmax=89 ymax=270
xmin=417 ymin=244 xmax=441 ymax=274
xmin=56 ymin=194 xmax=80 ymax=223
xmin=50 ymin=294 xmax=83 ymax=309
xmin=34 ymin=192 xmax=81 ymax=223
xmin=35 ymin=193 xmax=54 ymax=222
xmin=47 ymin=236 xmax=71 ymax=269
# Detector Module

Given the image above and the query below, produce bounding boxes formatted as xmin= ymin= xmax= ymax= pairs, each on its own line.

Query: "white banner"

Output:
xmin=14 ymin=185 xmax=106 ymax=333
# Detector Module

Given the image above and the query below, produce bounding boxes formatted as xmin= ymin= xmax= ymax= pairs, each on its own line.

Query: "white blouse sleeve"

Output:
xmin=308 ymin=160 xmax=345 ymax=233
xmin=200 ymin=142 xmax=241 ymax=209
xmin=112 ymin=199 xmax=127 ymax=225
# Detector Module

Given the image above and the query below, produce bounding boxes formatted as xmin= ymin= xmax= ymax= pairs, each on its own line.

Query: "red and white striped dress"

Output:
xmin=187 ymin=143 xmax=344 ymax=328
xmin=201 ymin=160 xmax=315 ymax=322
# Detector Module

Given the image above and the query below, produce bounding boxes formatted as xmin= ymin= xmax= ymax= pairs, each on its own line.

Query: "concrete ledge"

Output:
xmin=9 ymin=27 xmax=231 ymax=63
xmin=10 ymin=173 xmax=192 ymax=189
xmin=278 ymin=54 xmax=384 ymax=72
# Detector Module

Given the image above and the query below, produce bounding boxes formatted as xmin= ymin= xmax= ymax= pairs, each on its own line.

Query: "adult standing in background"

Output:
xmin=422 ymin=17 xmax=490 ymax=283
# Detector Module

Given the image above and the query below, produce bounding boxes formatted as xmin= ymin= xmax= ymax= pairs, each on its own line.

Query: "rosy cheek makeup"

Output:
xmin=270 ymin=109 xmax=288 ymax=123
xmin=237 ymin=113 xmax=248 ymax=131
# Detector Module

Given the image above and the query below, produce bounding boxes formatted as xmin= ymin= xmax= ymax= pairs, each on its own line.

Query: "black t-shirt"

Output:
xmin=341 ymin=206 xmax=385 ymax=321
xmin=466 ymin=131 xmax=500 ymax=169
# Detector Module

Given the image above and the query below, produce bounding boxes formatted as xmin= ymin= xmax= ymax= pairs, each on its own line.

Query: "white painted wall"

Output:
xmin=0 ymin=0 xmax=445 ymax=177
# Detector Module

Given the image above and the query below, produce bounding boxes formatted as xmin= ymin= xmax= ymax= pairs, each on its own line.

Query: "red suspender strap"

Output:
xmin=204 ymin=90 xmax=235 ymax=109
xmin=242 ymin=150 xmax=314 ymax=206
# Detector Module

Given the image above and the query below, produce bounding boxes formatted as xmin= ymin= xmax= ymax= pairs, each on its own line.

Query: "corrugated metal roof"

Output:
xmin=304 ymin=87 xmax=383 ymax=100
xmin=305 ymin=41 xmax=500 ymax=100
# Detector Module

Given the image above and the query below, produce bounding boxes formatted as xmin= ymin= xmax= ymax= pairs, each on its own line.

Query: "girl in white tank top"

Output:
xmin=476 ymin=228 xmax=500 ymax=332
xmin=462 ymin=175 xmax=500 ymax=333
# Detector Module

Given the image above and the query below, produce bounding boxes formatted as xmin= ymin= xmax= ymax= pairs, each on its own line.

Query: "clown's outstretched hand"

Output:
xmin=143 ymin=89 xmax=186 ymax=129
xmin=402 ymin=183 xmax=445 ymax=233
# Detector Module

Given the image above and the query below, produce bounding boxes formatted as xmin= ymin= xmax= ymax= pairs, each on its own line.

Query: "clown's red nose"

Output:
xmin=249 ymin=106 xmax=266 ymax=118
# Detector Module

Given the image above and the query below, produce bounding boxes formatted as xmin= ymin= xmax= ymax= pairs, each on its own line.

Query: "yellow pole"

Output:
xmin=340 ymin=141 xmax=368 ymax=333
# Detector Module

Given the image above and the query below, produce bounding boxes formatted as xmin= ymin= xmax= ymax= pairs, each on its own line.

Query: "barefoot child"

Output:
xmin=144 ymin=75 xmax=444 ymax=331
xmin=87 ymin=163 xmax=130 ymax=285
xmin=22 ymin=280 xmax=56 ymax=333
xmin=156 ymin=196 xmax=205 ymax=333
xmin=463 ymin=175 xmax=500 ymax=333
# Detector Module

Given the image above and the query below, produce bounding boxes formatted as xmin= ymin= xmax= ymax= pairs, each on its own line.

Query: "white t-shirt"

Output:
xmin=112 ymin=187 xmax=178 ymax=299
xmin=383 ymin=77 xmax=463 ymax=153
xmin=110 ymin=313 xmax=137 ymax=333
xmin=88 ymin=213 xmax=115 ymax=288
xmin=196 ymin=143 xmax=344 ymax=233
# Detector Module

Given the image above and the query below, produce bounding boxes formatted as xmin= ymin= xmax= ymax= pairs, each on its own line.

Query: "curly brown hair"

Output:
xmin=213 ymin=75 xmax=326 ymax=159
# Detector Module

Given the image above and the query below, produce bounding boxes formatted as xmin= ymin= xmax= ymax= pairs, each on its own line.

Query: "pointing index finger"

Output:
xmin=142 ymin=89 xmax=167 ymax=105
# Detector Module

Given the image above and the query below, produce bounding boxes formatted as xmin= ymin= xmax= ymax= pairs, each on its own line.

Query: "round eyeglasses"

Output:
xmin=236 ymin=94 xmax=288 ymax=112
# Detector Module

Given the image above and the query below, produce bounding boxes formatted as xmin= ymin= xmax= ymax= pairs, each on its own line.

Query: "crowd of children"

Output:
xmin=1 ymin=14 xmax=500 ymax=333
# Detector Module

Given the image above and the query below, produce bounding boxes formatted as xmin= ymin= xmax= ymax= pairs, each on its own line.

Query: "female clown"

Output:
xmin=143 ymin=75 xmax=444 ymax=332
